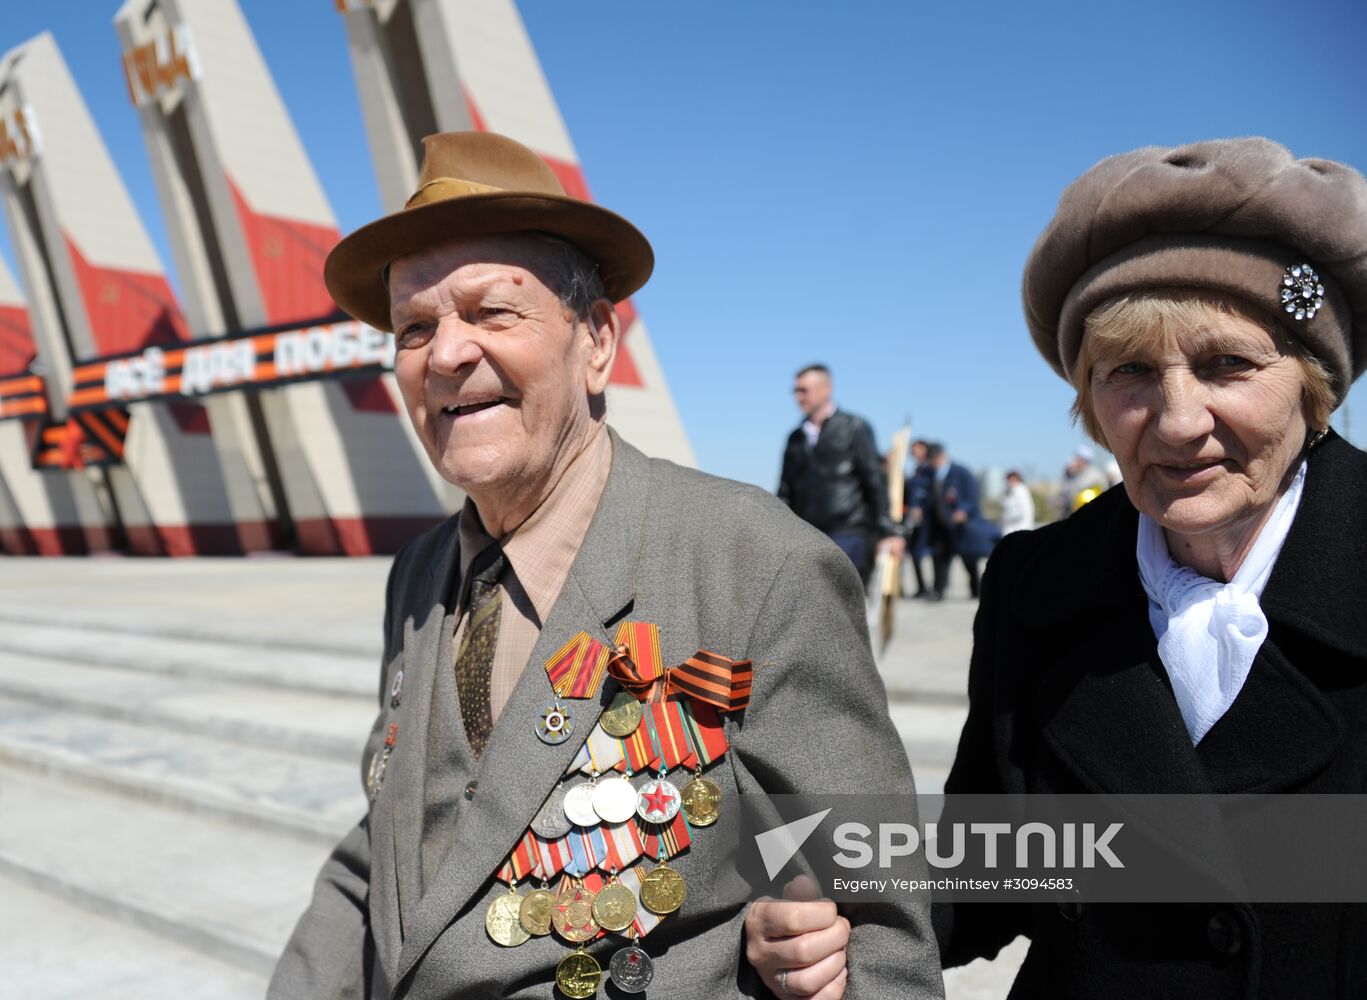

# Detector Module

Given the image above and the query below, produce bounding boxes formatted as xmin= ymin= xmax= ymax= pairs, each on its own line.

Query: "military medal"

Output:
xmin=617 ymin=865 xmax=663 ymax=937
xmin=591 ymin=773 xmax=637 ymax=824
xmin=551 ymin=878 xmax=600 ymax=943
xmin=640 ymin=861 xmax=687 ymax=915
xmin=555 ymin=945 xmax=602 ymax=999
xmin=518 ymin=885 xmax=556 ymax=936
xmin=636 ymin=777 xmax=681 ymax=824
xmin=366 ymin=723 xmax=399 ymax=803
xmin=389 ymin=669 xmax=404 ymax=708
xmin=536 ymin=699 xmax=575 ymax=745
xmin=599 ymin=690 xmax=643 ymax=738
xmin=591 ymin=874 xmax=638 ymax=933
xmin=532 ymin=784 xmax=573 ymax=840
xmin=609 ymin=940 xmax=655 ymax=994
xmin=485 ymin=885 xmax=530 ymax=947
xmin=563 ymin=780 xmax=600 ymax=827
xmin=680 ymin=773 xmax=722 ymax=827
xmin=487 ymin=624 xmax=753 ymax=962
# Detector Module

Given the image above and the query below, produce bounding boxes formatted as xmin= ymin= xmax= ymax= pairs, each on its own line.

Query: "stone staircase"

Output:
xmin=0 ymin=559 xmax=388 ymax=999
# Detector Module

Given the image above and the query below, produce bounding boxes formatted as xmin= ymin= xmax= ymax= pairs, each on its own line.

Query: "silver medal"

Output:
xmin=591 ymin=773 xmax=638 ymax=824
xmin=636 ymin=777 xmax=681 ymax=824
xmin=531 ymin=784 xmax=573 ymax=839
xmin=389 ymin=669 xmax=404 ymax=708
xmin=562 ymin=781 xmax=600 ymax=827
xmin=535 ymin=700 xmax=574 ymax=745
xmin=609 ymin=945 xmax=655 ymax=993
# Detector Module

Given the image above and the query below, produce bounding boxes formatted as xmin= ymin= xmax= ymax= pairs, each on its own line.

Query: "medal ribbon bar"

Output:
xmin=678 ymin=700 xmax=728 ymax=766
xmin=545 ymin=631 xmax=611 ymax=699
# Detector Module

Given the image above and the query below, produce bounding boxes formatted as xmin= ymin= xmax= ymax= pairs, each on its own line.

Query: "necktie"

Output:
xmin=455 ymin=544 xmax=505 ymax=758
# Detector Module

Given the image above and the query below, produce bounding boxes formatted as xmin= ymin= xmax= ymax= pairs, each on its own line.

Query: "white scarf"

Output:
xmin=1136 ymin=461 xmax=1306 ymax=745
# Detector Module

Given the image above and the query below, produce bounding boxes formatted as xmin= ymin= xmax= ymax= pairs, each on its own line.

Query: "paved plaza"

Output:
xmin=0 ymin=555 xmax=1023 ymax=997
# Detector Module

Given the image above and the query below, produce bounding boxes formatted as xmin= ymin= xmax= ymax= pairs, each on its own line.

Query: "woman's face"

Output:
xmin=1089 ymin=308 xmax=1308 ymax=541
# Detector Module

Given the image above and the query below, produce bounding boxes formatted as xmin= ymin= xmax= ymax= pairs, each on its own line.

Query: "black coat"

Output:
xmin=777 ymin=409 xmax=895 ymax=536
xmin=934 ymin=430 xmax=1367 ymax=999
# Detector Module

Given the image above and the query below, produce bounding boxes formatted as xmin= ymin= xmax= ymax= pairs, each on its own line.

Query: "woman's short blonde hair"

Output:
xmin=1070 ymin=289 xmax=1336 ymax=449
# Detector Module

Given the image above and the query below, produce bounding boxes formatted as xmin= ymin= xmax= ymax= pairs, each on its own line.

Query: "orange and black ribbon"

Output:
xmin=606 ymin=623 xmax=752 ymax=714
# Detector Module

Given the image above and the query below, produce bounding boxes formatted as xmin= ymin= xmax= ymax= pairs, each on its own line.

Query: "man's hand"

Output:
xmin=952 ymin=510 xmax=967 ymax=525
xmin=744 ymin=875 xmax=849 ymax=998
xmin=878 ymin=535 xmax=906 ymax=559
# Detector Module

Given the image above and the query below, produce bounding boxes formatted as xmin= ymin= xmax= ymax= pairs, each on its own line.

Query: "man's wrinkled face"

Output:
xmin=387 ymin=236 xmax=605 ymax=499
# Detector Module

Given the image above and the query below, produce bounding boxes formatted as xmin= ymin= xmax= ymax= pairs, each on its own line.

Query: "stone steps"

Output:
xmin=0 ymin=693 xmax=364 ymax=843
xmin=0 ymin=873 xmax=269 ymax=999
xmin=0 ymin=617 xmax=377 ymax=698
xmin=0 ymin=559 xmax=387 ymax=988
xmin=0 ymin=764 xmax=332 ymax=979
xmin=0 ymin=647 xmax=373 ymax=761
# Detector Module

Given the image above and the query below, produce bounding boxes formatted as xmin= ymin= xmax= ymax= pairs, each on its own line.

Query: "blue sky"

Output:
xmin=3 ymin=0 xmax=1366 ymax=489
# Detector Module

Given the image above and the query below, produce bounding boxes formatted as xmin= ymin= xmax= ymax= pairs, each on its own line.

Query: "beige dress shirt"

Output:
xmin=452 ymin=427 xmax=613 ymax=725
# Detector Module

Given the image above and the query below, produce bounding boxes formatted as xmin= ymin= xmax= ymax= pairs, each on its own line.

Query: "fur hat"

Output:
xmin=1023 ymin=137 xmax=1367 ymax=404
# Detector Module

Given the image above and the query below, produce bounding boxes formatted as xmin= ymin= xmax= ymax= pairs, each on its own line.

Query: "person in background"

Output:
xmin=777 ymin=364 xmax=904 ymax=584
xmin=1060 ymin=443 xmax=1111 ymax=514
xmin=999 ymin=469 xmax=1035 ymax=534
xmin=904 ymin=439 xmax=933 ymax=597
xmin=910 ymin=443 xmax=984 ymax=600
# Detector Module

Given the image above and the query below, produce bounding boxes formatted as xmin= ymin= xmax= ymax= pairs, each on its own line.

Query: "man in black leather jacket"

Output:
xmin=777 ymin=364 xmax=903 ymax=584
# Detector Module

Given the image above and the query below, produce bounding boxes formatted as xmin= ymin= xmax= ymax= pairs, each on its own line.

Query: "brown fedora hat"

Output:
xmin=324 ymin=131 xmax=654 ymax=331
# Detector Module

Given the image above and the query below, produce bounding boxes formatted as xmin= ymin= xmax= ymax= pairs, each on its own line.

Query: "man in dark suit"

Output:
xmin=777 ymin=364 xmax=903 ymax=584
xmin=911 ymin=443 xmax=982 ymax=600
xmin=903 ymin=439 xmax=933 ymax=597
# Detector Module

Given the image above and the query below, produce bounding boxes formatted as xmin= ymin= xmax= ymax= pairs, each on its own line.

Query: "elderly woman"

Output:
xmin=744 ymin=138 xmax=1367 ymax=998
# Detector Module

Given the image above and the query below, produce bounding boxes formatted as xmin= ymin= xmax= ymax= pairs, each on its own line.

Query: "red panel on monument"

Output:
xmin=226 ymin=176 xmax=340 ymax=326
xmin=63 ymin=233 xmax=188 ymax=354
xmin=0 ymin=304 xmax=34 ymax=375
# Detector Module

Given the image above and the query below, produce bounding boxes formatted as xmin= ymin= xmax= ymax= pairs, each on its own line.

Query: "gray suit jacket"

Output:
xmin=268 ymin=430 xmax=942 ymax=999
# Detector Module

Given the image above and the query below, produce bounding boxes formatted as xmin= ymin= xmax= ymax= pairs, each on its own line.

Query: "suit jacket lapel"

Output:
xmin=394 ymin=430 xmax=653 ymax=986
xmin=385 ymin=520 xmax=464 ymax=955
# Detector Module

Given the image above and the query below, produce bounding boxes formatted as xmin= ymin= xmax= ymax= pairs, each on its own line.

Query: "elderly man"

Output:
xmin=267 ymin=132 xmax=941 ymax=999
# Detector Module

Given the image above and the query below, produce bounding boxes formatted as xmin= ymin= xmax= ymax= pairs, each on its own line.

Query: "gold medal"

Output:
xmin=552 ymin=878 xmax=600 ymax=943
xmin=555 ymin=945 xmax=602 ymax=999
xmin=680 ymin=775 xmax=722 ymax=827
xmin=600 ymin=691 xmax=643 ymax=738
xmin=591 ymin=880 xmax=638 ymax=933
xmin=639 ymin=862 xmax=687 ymax=915
xmin=518 ymin=887 xmax=556 ymax=936
xmin=485 ymin=889 xmax=530 ymax=947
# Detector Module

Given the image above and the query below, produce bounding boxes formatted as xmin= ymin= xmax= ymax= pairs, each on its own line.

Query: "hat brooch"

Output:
xmin=1281 ymin=263 xmax=1325 ymax=321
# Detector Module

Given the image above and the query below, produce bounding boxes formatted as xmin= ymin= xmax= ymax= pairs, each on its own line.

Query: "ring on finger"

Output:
xmin=778 ymin=968 xmax=789 ymax=997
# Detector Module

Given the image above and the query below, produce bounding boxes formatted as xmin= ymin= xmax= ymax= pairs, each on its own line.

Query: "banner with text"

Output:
xmin=65 ymin=317 xmax=396 ymax=412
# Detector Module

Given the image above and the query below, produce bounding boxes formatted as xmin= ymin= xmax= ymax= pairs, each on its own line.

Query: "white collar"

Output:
xmin=1135 ymin=460 xmax=1306 ymax=743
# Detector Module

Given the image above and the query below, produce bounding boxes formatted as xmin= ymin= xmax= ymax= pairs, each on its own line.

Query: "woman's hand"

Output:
xmin=744 ymin=875 xmax=849 ymax=998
